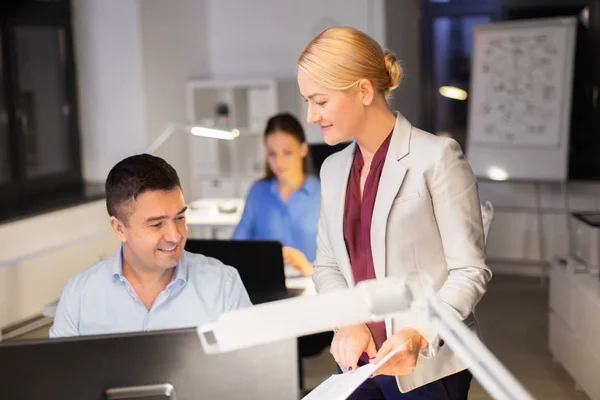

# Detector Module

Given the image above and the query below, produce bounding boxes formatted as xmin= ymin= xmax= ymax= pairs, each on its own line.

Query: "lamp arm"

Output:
xmin=196 ymin=277 xmax=535 ymax=400
xmin=146 ymin=123 xmax=177 ymax=154
xmin=417 ymin=295 xmax=535 ymax=400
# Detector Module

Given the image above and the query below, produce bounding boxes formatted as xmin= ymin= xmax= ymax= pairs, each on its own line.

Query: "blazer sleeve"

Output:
xmin=411 ymin=138 xmax=492 ymax=357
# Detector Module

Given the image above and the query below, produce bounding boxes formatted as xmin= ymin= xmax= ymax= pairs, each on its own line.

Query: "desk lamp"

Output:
xmin=197 ymin=277 xmax=535 ymax=400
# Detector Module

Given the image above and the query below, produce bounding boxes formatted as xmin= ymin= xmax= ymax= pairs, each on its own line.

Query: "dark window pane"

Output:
xmin=14 ymin=25 xmax=72 ymax=179
xmin=432 ymin=15 xmax=491 ymax=149
xmin=0 ymin=35 xmax=10 ymax=185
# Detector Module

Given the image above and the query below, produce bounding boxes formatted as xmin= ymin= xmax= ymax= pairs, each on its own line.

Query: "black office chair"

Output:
xmin=298 ymin=331 xmax=334 ymax=393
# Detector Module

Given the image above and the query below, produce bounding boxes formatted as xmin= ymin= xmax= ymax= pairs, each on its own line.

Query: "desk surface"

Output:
xmin=186 ymin=198 xmax=244 ymax=226
xmin=286 ymin=276 xmax=316 ymax=296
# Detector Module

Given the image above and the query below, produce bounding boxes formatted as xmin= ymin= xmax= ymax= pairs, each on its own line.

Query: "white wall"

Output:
xmin=0 ymin=201 xmax=119 ymax=328
xmin=72 ymin=0 xmax=148 ymax=183
xmin=206 ymin=0 xmax=385 ymax=80
xmin=74 ymin=0 xmax=389 ymax=185
xmin=137 ymin=0 xmax=386 ymax=193
xmin=201 ymin=0 xmax=386 ymax=146
xmin=139 ymin=0 xmax=211 ymax=196
xmin=481 ymin=181 xmax=600 ymax=276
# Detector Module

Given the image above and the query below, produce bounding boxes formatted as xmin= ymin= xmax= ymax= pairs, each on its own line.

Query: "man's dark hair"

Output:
xmin=106 ymin=154 xmax=181 ymax=223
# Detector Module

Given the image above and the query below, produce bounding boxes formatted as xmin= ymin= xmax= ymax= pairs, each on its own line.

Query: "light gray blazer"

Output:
xmin=313 ymin=111 xmax=492 ymax=392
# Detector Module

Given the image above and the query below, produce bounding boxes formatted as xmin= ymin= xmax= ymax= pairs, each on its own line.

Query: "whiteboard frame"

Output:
xmin=465 ymin=17 xmax=577 ymax=182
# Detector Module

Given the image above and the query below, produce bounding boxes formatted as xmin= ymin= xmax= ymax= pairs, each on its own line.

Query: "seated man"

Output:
xmin=50 ymin=154 xmax=251 ymax=337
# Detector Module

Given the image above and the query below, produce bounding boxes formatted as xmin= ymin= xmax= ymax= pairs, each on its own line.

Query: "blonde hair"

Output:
xmin=298 ymin=26 xmax=402 ymax=101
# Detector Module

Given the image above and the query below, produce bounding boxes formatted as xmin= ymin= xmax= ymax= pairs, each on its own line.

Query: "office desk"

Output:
xmin=286 ymin=276 xmax=316 ymax=297
xmin=186 ymin=198 xmax=244 ymax=238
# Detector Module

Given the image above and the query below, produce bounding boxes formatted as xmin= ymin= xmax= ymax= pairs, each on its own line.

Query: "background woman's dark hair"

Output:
xmin=263 ymin=113 xmax=314 ymax=180
xmin=106 ymin=154 xmax=181 ymax=224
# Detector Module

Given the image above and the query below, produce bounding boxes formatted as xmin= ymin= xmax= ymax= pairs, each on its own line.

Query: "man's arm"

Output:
xmin=224 ymin=268 xmax=253 ymax=311
xmin=49 ymin=279 xmax=81 ymax=338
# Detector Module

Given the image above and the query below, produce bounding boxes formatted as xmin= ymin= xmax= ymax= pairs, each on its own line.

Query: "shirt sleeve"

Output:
xmin=49 ymin=278 xmax=81 ymax=338
xmin=224 ymin=268 xmax=253 ymax=311
xmin=232 ymin=183 xmax=258 ymax=240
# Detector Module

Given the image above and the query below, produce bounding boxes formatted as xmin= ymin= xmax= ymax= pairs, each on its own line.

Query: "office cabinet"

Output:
xmin=549 ymin=258 xmax=600 ymax=400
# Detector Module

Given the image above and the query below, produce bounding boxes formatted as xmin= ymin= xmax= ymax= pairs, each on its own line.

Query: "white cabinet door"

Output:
xmin=549 ymin=312 xmax=579 ymax=379
xmin=549 ymin=263 xmax=575 ymax=330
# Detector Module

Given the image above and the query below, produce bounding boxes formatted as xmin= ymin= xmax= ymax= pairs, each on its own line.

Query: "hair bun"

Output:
xmin=383 ymin=50 xmax=402 ymax=94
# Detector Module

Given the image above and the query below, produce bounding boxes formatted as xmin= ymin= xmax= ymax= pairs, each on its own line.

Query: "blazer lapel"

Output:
xmin=332 ymin=142 xmax=356 ymax=285
xmin=371 ymin=112 xmax=412 ymax=278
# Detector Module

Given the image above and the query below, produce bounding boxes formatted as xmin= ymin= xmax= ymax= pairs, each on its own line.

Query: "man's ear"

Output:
xmin=109 ymin=216 xmax=128 ymax=243
xmin=358 ymin=79 xmax=375 ymax=106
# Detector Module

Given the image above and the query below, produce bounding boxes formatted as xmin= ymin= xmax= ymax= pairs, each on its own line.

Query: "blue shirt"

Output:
xmin=232 ymin=176 xmax=321 ymax=262
xmin=49 ymin=248 xmax=252 ymax=338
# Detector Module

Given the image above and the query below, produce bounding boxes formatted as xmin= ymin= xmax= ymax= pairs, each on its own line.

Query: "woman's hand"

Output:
xmin=331 ymin=324 xmax=377 ymax=372
xmin=369 ymin=328 xmax=428 ymax=377
xmin=282 ymin=246 xmax=313 ymax=276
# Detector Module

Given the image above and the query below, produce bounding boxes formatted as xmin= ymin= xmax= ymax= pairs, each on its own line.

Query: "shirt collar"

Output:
xmin=171 ymin=251 xmax=188 ymax=286
xmin=353 ymin=130 xmax=394 ymax=170
xmin=269 ymin=175 xmax=319 ymax=197
xmin=110 ymin=246 xmax=125 ymax=282
xmin=111 ymin=245 xmax=187 ymax=287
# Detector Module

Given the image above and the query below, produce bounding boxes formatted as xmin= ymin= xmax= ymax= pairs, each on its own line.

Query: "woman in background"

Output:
xmin=233 ymin=113 xmax=320 ymax=277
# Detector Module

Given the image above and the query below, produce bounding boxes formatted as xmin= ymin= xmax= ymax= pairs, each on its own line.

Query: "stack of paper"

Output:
xmin=303 ymin=347 xmax=404 ymax=400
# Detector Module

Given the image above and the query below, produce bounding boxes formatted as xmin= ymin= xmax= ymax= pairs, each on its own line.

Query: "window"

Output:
xmin=0 ymin=1 xmax=84 ymax=221
xmin=421 ymin=0 xmax=497 ymax=150
xmin=14 ymin=25 xmax=76 ymax=180
xmin=431 ymin=15 xmax=491 ymax=148
xmin=421 ymin=0 xmax=600 ymax=181
xmin=0 ymin=35 xmax=10 ymax=186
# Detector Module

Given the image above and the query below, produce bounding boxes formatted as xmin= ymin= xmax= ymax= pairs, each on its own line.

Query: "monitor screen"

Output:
xmin=0 ymin=328 xmax=297 ymax=400
xmin=184 ymin=239 xmax=301 ymax=304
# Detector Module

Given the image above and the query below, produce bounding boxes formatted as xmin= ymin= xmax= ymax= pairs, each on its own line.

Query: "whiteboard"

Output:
xmin=466 ymin=17 xmax=577 ymax=182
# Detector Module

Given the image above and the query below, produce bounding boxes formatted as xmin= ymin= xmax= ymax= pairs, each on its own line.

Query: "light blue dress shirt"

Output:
xmin=49 ymin=248 xmax=252 ymax=338
xmin=232 ymin=176 xmax=321 ymax=262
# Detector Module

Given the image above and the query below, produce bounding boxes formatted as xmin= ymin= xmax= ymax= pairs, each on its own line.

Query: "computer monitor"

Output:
xmin=309 ymin=141 xmax=352 ymax=175
xmin=0 ymin=328 xmax=297 ymax=400
xmin=184 ymin=239 xmax=303 ymax=304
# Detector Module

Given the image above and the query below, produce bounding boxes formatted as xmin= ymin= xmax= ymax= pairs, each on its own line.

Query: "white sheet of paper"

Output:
xmin=284 ymin=264 xmax=303 ymax=279
xmin=302 ymin=346 xmax=405 ymax=400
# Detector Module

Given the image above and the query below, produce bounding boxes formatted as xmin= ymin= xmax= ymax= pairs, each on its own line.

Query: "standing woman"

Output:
xmin=297 ymin=27 xmax=492 ymax=399
xmin=233 ymin=113 xmax=320 ymax=277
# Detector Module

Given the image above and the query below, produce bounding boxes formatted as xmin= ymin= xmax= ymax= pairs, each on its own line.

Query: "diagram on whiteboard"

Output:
xmin=468 ymin=21 xmax=574 ymax=147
